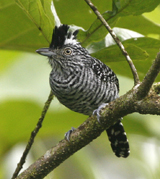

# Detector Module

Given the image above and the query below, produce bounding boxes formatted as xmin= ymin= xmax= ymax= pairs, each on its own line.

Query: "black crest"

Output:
xmin=50 ymin=24 xmax=79 ymax=49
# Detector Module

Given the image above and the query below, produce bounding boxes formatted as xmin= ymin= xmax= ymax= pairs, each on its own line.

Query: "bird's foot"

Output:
xmin=93 ymin=103 xmax=109 ymax=123
xmin=65 ymin=127 xmax=75 ymax=141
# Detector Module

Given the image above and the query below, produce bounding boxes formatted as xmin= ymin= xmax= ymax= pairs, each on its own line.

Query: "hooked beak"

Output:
xmin=36 ymin=48 xmax=55 ymax=57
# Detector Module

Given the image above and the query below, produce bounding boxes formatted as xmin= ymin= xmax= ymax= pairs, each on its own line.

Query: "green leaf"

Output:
xmin=95 ymin=37 xmax=160 ymax=63
xmin=125 ymin=37 xmax=160 ymax=59
xmin=92 ymin=43 xmax=148 ymax=62
xmin=15 ymin=0 xmax=55 ymax=42
xmin=0 ymin=0 xmax=54 ymax=52
xmin=112 ymin=0 xmax=121 ymax=15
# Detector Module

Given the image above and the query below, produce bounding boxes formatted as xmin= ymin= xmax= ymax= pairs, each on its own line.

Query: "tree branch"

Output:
xmin=135 ymin=95 xmax=160 ymax=115
xmin=84 ymin=0 xmax=140 ymax=85
xmin=12 ymin=91 xmax=54 ymax=179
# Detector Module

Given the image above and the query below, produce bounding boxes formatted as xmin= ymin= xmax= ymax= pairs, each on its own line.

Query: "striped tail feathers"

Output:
xmin=106 ymin=120 xmax=130 ymax=158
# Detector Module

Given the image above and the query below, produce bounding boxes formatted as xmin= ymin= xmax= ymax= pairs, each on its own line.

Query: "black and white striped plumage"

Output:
xmin=36 ymin=24 xmax=130 ymax=158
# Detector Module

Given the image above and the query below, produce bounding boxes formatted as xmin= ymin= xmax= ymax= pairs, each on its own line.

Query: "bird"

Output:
xmin=36 ymin=24 xmax=130 ymax=158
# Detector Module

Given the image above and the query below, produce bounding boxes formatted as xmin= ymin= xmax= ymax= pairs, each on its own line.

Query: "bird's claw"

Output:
xmin=65 ymin=127 xmax=75 ymax=141
xmin=93 ymin=103 xmax=109 ymax=124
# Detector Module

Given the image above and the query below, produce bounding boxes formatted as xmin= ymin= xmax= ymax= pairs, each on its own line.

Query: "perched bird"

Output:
xmin=36 ymin=24 xmax=130 ymax=158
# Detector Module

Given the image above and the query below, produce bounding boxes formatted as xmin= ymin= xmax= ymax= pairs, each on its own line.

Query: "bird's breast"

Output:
xmin=49 ymin=67 xmax=118 ymax=115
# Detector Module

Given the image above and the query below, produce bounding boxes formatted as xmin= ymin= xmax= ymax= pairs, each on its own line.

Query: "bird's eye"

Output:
xmin=63 ymin=48 xmax=72 ymax=55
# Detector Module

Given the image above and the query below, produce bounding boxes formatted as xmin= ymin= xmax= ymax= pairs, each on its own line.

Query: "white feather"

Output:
xmin=64 ymin=36 xmax=78 ymax=45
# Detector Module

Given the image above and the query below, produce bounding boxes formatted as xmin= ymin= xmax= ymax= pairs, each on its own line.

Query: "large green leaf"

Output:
xmin=92 ymin=43 xmax=148 ymax=62
xmin=15 ymin=0 xmax=55 ymax=42
xmin=92 ymin=37 xmax=159 ymax=63
xmin=0 ymin=0 xmax=54 ymax=52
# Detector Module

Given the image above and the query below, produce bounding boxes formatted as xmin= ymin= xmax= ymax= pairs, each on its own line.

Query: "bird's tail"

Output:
xmin=106 ymin=120 xmax=130 ymax=158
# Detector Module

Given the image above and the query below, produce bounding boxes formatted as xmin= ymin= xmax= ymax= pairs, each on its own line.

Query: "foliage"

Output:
xmin=0 ymin=0 xmax=160 ymax=178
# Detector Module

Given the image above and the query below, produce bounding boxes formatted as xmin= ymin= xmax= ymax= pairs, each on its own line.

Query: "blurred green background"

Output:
xmin=1 ymin=0 xmax=160 ymax=178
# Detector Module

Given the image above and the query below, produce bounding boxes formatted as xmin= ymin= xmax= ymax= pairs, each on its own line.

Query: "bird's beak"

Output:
xmin=36 ymin=48 xmax=55 ymax=57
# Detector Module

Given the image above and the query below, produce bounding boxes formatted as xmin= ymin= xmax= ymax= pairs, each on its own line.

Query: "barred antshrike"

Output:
xmin=36 ymin=24 xmax=130 ymax=158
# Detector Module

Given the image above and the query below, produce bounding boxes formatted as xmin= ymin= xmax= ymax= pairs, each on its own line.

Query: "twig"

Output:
xmin=84 ymin=0 xmax=140 ymax=85
xmin=11 ymin=90 xmax=54 ymax=179
xmin=136 ymin=52 xmax=160 ymax=99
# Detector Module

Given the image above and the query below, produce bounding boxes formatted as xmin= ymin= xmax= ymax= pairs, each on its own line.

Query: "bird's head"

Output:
xmin=37 ymin=25 xmax=89 ymax=65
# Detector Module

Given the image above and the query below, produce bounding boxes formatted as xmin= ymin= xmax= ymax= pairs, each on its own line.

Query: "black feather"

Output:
xmin=49 ymin=24 xmax=78 ymax=49
xmin=73 ymin=30 xmax=79 ymax=39
xmin=50 ymin=24 xmax=69 ymax=49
